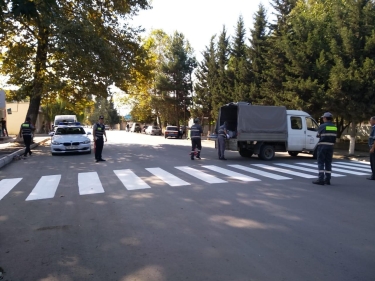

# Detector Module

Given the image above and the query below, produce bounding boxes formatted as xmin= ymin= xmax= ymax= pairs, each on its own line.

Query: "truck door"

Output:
xmin=305 ymin=117 xmax=319 ymax=150
xmin=288 ymin=116 xmax=304 ymax=151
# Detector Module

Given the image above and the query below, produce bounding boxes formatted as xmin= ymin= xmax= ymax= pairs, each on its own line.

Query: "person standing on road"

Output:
xmin=313 ymin=112 xmax=337 ymax=185
xmin=367 ymin=116 xmax=375 ymax=180
xmin=217 ymin=121 xmax=228 ymax=160
xmin=1 ymin=118 xmax=8 ymax=137
xmin=190 ymin=118 xmax=203 ymax=160
xmin=92 ymin=116 xmax=107 ymax=162
xmin=19 ymin=116 xmax=35 ymax=158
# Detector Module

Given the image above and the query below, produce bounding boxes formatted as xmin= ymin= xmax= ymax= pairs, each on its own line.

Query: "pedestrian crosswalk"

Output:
xmin=0 ymin=160 xmax=371 ymax=202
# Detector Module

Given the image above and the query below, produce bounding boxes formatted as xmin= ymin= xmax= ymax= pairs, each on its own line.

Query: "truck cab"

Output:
xmin=216 ymin=103 xmax=320 ymax=160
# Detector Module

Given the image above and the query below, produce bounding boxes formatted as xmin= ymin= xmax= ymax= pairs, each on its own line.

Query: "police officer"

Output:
xmin=217 ymin=121 xmax=228 ymax=160
xmin=190 ymin=118 xmax=203 ymax=160
xmin=313 ymin=112 xmax=337 ymax=185
xmin=367 ymin=116 xmax=375 ymax=180
xmin=19 ymin=116 xmax=35 ymax=158
xmin=92 ymin=116 xmax=107 ymax=162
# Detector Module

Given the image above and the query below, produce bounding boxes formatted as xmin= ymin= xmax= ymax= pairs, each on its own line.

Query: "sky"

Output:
xmin=132 ymin=0 xmax=273 ymax=61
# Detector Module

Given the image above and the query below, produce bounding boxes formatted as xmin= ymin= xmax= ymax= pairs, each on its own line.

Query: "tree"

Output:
xmin=0 ymin=0 xmax=151 ymax=125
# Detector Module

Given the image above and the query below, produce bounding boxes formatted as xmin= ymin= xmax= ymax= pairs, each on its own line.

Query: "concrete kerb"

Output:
xmin=0 ymin=137 xmax=50 ymax=169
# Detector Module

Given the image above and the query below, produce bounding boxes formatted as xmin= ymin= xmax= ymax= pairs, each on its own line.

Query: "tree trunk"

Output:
xmin=26 ymin=25 xmax=49 ymax=125
xmin=348 ymin=122 xmax=357 ymax=155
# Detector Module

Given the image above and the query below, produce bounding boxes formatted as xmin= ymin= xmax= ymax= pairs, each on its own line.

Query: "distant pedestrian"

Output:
xmin=20 ymin=116 xmax=35 ymax=158
xmin=217 ymin=121 xmax=228 ymax=160
xmin=312 ymin=112 xmax=337 ymax=185
xmin=92 ymin=115 xmax=107 ymax=162
xmin=367 ymin=116 xmax=375 ymax=180
xmin=126 ymin=123 xmax=130 ymax=132
xmin=190 ymin=118 xmax=203 ymax=160
xmin=1 ymin=118 xmax=8 ymax=137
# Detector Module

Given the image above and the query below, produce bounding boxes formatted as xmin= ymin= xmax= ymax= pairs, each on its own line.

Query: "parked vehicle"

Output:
xmin=215 ymin=102 xmax=320 ymax=160
xmin=53 ymin=115 xmax=77 ymax=129
xmin=164 ymin=126 xmax=180 ymax=139
xmin=130 ymin=123 xmax=141 ymax=133
xmin=145 ymin=126 xmax=162 ymax=135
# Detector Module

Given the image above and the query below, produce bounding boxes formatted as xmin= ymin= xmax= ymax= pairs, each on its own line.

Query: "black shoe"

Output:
xmin=325 ymin=180 xmax=331 ymax=185
xmin=220 ymin=157 xmax=227 ymax=160
xmin=29 ymin=151 xmax=32 ymax=156
xmin=96 ymin=160 xmax=99 ymax=162
xmin=366 ymin=177 xmax=375 ymax=180
xmin=99 ymin=159 xmax=106 ymax=161
xmin=312 ymin=180 xmax=325 ymax=185
xmin=191 ymin=157 xmax=194 ymax=160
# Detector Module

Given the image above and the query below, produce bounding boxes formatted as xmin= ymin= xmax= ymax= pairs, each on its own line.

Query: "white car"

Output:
xmin=145 ymin=125 xmax=162 ymax=135
xmin=49 ymin=124 xmax=92 ymax=155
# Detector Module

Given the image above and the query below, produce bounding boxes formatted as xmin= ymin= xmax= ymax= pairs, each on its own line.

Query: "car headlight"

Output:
xmin=82 ymin=140 xmax=90 ymax=144
xmin=51 ymin=141 xmax=60 ymax=145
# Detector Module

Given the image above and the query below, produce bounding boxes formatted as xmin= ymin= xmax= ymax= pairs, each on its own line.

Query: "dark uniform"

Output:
xmin=93 ymin=122 xmax=106 ymax=162
xmin=314 ymin=113 xmax=337 ymax=185
xmin=20 ymin=117 xmax=35 ymax=157
xmin=217 ymin=122 xmax=227 ymax=160
xmin=190 ymin=119 xmax=203 ymax=160
xmin=368 ymin=124 xmax=375 ymax=179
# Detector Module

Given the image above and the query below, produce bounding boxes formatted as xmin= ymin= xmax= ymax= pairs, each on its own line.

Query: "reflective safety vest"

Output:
xmin=95 ymin=123 xmax=105 ymax=138
xmin=317 ymin=122 xmax=337 ymax=146
xmin=21 ymin=122 xmax=32 ymax=135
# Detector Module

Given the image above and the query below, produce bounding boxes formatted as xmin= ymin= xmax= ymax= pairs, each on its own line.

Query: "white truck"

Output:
xmin=215 ymin=102 xmax=320 ymax=160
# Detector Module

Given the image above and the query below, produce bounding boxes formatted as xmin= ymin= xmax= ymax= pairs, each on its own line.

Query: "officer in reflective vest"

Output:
xmin=19 ymin=116 xmax=35 ymax=158
xmin=190 ymin=118 xmax=203 ymax=160
xmin=217 ymin=121 xmax=228 ymax=160
xmin=313 ymin=112 xmax=337 ymax=185
xmin=92 ymin=115 xmax=107 ymax=162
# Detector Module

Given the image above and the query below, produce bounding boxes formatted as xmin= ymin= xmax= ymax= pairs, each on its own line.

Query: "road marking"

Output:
xmin=330 ymin=163 xmax=370 ymax=172
xmin=114 ymin=169 xmax=151 ymax=190
xmin=26 ymin=175 xmax=61 ymax=201
xmin=202 ymin=165 xmax=261 ymax=182
xmin=333 ymin=162 xmax=370 ymax=168
xmin=275 ymin=163 xmax=345 ymax=177
xmin=0 ymin=178 xmax=22 ymax=200
xmin=146 ymin=168 xmax=190 ymax=186
xmin=229 ymin=165 xmax=291 ymax=180
xmin=175 ymin=166 xmax=227 ymax=184
xmin=252 ymin=164 xmax=316 ymax=178
xmin=297 ymin=163 xmax=369 ymax=175
xmin=78 ymin=172 xmax=104 ymax=195
xmin=350 ymin=160 xmax=370 ymax=165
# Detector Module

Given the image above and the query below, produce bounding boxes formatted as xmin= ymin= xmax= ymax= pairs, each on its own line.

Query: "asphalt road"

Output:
xmin=1 ymin=131 xmax=374 ymax=281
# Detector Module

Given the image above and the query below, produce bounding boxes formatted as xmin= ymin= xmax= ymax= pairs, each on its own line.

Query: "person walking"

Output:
xmin=92 ymin=116 xmax=107 ymax=162
xmin=217 ymin=121 xmax=228 ymax=160
xmin=312 ymin=112 xmax=337 ymax=185
xmin=190 ymin=118 xmax=203 ymax=160
xmin=1 ymin=118 xmax=8 ymax=137
xmin=367 ymin=116 xmax=375 ymax=180
xmin=19 ymin=116 xmax=35 ymax=158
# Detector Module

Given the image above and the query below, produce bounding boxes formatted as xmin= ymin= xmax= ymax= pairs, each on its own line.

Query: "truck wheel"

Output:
xmin=259 ymin=145 xmax=275 ymax=160
xmin=239 ymin=149 xmax=253 ymax=158
xmin=288 ymin=151 xmax=299 ymax=157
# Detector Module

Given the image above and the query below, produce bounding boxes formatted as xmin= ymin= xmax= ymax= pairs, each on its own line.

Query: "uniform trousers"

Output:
xmin=369 ymin=150 xmax=375 ymax=179
xmin=217 ymin=136 xmax=225 ymax=158
xmin=317 ymin=145 xmax=334 ymax=182
xmin=23 ymin=135 xmax=32 ymax=156
xmin=95 ymin=137 xmax=104 ymax=160
xmin=191 ymin=138 xmax=202 ymax=156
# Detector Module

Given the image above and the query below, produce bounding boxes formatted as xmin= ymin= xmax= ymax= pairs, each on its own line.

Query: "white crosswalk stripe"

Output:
xmin=298 ymin=163 xmax=369 ymax=175
xmin=202 ymin=165 xmax=261 ymax=182
xmin=251 ymin=164 xmax=316 ymax=178
xmin=274 ymin=163 xmax=345 ymax=177
xmin=228 ymin=164 xmax=291 ymax=180
xmin=0 ymin=178 xmax=22 ymax=200
xmin=175 ymin=166 xmax=227 ymax=184
xmin=26 ymin=175 xmax=61 ymax=201
xmin=1 ymin=160 xmax=374 ymax=201
xmin=114 ymin=169 xmax=151 ymax=190
xmin=78 ymin=172 xmax=104 ymax=195
xmin=146 ymin=168 xmax=190 ymax=186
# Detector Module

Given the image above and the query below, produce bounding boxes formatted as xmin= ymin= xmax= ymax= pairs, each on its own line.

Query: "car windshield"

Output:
xmin=55 ymin=127 xmax=86 ymax=135
xmin=167 ymin=126 xmax=178 ymax=131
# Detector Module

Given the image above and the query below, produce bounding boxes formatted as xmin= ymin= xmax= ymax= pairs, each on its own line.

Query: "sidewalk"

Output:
xmin=0 ymin=134 xmax=50 ymax=169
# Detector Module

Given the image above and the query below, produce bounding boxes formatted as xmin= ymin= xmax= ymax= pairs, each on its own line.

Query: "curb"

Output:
xmin=0 ymin=138 xmax=50 ymax=169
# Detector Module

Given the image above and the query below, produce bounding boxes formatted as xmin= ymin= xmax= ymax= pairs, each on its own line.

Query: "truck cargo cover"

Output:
xmin=237 ymin=104 xmax=287 ymax=134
